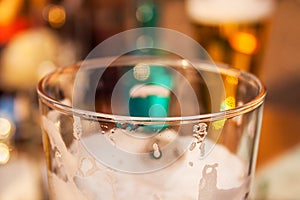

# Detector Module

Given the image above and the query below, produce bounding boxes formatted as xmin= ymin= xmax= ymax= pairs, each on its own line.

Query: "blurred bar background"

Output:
xmin=0 ymin=0 xmax=300 ymax=199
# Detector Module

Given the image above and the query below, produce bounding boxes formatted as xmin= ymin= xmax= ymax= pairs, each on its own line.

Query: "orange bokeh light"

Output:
xmin=230 ymin=32 xmax=258 ymax=55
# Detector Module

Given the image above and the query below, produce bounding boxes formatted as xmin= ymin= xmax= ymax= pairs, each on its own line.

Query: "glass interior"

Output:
xmin=38 ymin=55 xmax=265 ymax=122
xmin=37 ymin=55 xmax=266 ymax=199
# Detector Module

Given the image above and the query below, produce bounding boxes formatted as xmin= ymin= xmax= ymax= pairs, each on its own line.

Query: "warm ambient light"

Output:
xmin=48 ymin=5 xmax=66 ymax=28
xmin=230 ymin=32 xmax=258 ymax=55
xmin=225 ymin=75 xmax=238 ymax=85
xmin=0 ymin=143 xmax=10 ymax=165
xmin=0 ymin=117 xmax=12 ymax=139
xmin=0 ymin=0 xmax=22 ymax=26
xmin=223 ymin=96 xmax=236 ymax=110
xmin=38 ymin=60 xmax=56 ymax=79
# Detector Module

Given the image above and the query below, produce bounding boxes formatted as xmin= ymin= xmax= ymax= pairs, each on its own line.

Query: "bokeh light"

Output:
xmin=136 ymin=4 xmax=154 ymax=23
xmin=230 ymin=32 xmax=258 ymax=55
xmin=0 ymin=143 xmax=10 ymax=165
xmin=46 ymin=5 xmax=66 ymax=28
xmin=225 ymin=75 xmax=238 ymax=85
xmin=133 ymin=63 xmax=150 ymax=81
xmin=222 ymin=96 xmax=236 ymax=110
xmin=0 ymin=118 xmax=12 ymax=140
xmin=37 ymin=60 xmax=56 ymax=79
xmin=213 ymin=96 xmax=237 ymax=130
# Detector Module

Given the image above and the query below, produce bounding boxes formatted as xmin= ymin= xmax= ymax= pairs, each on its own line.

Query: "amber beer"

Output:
xmin=186 ymin=0 xmax=275 ymax=74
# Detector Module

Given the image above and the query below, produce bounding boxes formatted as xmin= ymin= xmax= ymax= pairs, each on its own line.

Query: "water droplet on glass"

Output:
xmin=54 ymin=148 xmax=62 ymax=159
xmin=151 ymin=143 xmax=162 ymax=159
xmin=188 ymin=161 xmax=194 ymax=167
xmin=189 ymin=141 xmax=196 ymax=151
xmin=80 ymin=157 xmax=99 ymax=176
xmin=108 ymin=134 xmax=116 ymax=146
xmin=200 ymin=142 xmax=205 ymax=157
xmin=100 ymin=124 xmax=109 ymax=129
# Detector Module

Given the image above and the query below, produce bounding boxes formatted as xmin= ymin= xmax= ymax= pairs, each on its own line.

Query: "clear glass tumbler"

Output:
xmin=37 ymin=55 xmax=266 ymax=200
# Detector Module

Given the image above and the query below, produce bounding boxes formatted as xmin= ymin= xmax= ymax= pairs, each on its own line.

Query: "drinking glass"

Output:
xmin=186 ymin=0 xmax=275 ymax=74
xmin=37 ymin=55 xmax=266 ymax=200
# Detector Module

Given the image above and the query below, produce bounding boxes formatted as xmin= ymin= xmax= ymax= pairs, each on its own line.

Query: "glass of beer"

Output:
xmin=186 ymin=0 xmax=275 ymax=74
xmin=37 ymin=55 xmax=266 ymax=199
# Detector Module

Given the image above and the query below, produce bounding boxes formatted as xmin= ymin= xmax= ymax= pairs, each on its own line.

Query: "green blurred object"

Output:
xmin=129 ymin=65 xmax=172 ymax=119
xmin=136 ymin=0 xmax=158 ymax=27
xmin=128 ymin=0 xmax=173 ymax=129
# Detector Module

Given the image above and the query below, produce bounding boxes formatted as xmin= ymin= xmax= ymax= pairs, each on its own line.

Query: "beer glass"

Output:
xmin=186 ymin=0 xmax=275 ymax=73
xmin=37 ymin=55 xmax=266 ymax=199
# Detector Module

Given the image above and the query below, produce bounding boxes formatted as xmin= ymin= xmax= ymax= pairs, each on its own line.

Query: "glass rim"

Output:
xmin=37 ymin=56 xmax=266 ymax=124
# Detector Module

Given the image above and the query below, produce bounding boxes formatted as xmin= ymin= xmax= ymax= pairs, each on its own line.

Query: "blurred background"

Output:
xmin=0 ymin=0 xmax=300 ymax=199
